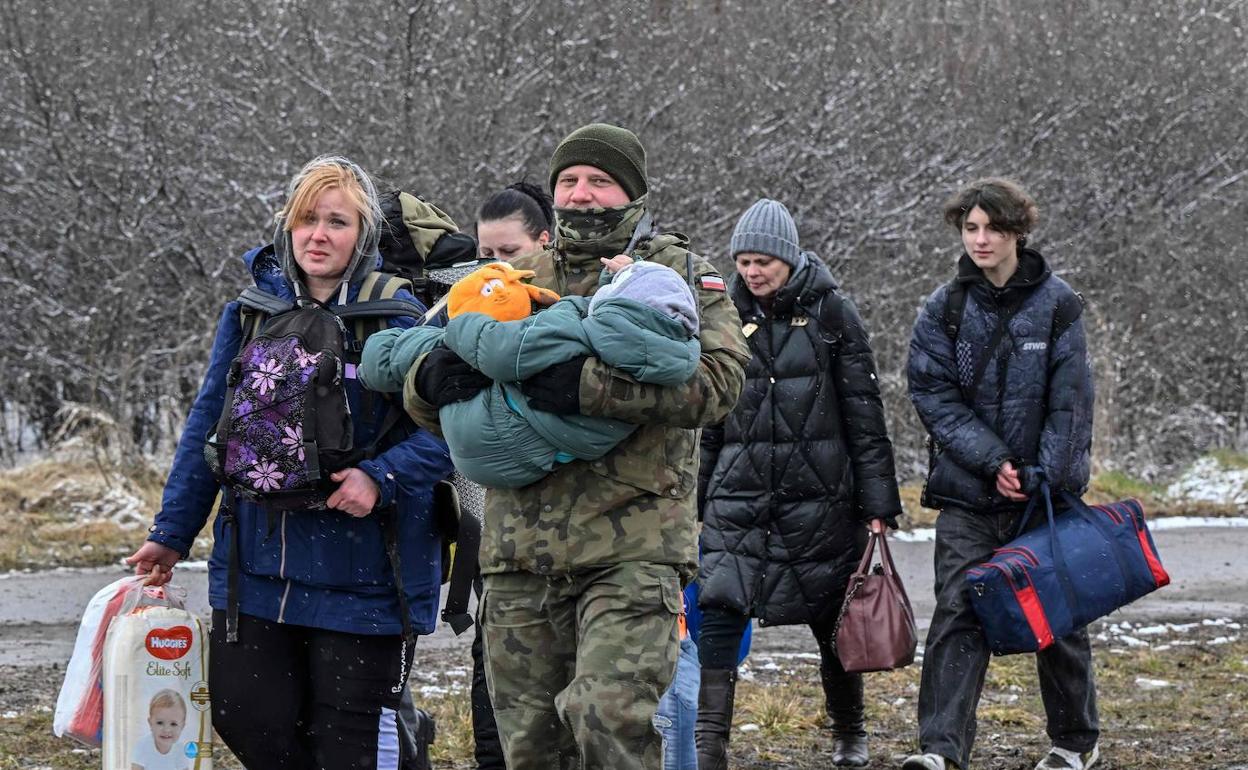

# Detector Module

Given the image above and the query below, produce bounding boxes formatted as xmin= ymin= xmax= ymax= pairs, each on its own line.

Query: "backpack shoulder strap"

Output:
xmin=236 ymin=287 xmax=295 ymax=343
xmin=964 ymin=294 xmax=1025 ymax=401
xmin=942 ymin=279 xmax=967 ymax=342
xmin=238 ymin=286 xmax=296 ymax=315
xmin=433 ymin=478 xmax=480 ymax=636
xmin=347 ymin=271 xmax=418 ymax=351
xmin=1051 ymin=289 xmax=1085 ymax=346
xmin=335 ymin=299 xmax=426 ymax=322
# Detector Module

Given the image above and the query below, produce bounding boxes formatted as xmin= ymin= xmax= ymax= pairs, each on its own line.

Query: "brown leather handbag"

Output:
xmin=832 ymin=530 xmax=918 ymax=673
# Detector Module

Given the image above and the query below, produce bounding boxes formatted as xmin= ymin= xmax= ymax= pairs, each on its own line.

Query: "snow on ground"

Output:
xmin=735 ymin=618 xmax=1242 ymax=684
xmin=1165 ymin=456 xmax=1248 ymax=506
xmin=1150 ymin=516 xmax=1248 ymax=530
xmin=894 ymin=516 xmax=1248 ymax=543
xmin=1097 ymin=617 xmax=1241 ymax=652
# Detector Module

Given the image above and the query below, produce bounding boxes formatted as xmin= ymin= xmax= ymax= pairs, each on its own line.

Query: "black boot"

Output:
xmin=822 ymin=661 xmax=868 ymax=767
xmin=695 ymin=668 xmax=736 ymax=770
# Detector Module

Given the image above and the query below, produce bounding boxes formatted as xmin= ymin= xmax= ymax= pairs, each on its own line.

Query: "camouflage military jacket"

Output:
xmin=403 ymin=215 xmax=749 ymax=581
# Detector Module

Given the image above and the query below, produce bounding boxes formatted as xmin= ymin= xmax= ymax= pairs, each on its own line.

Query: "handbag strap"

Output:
xmin=850 ymin=529 xmax=879 ymax=577
xmin=830 ymin=531 xmax=878 ymax=653
xmin=873 ymin=532 xmax=911 ymax=605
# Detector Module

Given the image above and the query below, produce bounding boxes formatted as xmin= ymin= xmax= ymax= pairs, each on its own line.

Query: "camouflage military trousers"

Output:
xmin=480 ymin=562 xmax=683 ymax=770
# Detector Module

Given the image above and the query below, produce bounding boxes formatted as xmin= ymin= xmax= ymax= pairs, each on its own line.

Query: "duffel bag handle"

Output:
xmin=1033 ymin=483 xmax=1083 ymax=621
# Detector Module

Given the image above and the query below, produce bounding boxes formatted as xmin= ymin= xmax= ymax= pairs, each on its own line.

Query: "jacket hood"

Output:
xmin=242 ymin=244 xmax=295 ymax=301
xmin=729 ymin=250 xmax=837 ymax=319
xmin=957 ymin=247 xmax=1051 ymax=300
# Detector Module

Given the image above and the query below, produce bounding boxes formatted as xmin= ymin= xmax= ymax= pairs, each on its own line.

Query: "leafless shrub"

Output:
xmin=1 ymin=0 xmax=1244 ymax=478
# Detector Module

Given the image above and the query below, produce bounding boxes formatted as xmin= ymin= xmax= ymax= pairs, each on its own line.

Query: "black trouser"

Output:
xmin=699 ymin=604 xmax=847 ymax=670
xmin=210 ymin=610 xmax=413 ymax=770
xmin=697 ymin=605 xmax=860 ymax=721
xmin=471 ymin=614 xmax=506 ymax=769
xmin=918 ymin=507 xmax=1099 ymax=769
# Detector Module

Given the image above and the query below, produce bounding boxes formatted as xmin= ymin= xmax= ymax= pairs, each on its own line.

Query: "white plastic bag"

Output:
xmin=54 ymin=575 xmax=150 ymax=746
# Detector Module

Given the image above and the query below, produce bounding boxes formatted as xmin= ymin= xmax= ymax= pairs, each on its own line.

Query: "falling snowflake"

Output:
xmin=247 ymin=460 xmax=284 ymax=492
xmin=249 ymin=358 xmax=284 ymax=395
xmin=281 ymin=425 xmax=305 ymax=462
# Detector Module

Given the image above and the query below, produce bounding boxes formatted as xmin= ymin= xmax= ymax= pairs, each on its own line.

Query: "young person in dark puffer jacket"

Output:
xmin=697 ymin=199 xmax=904 ymax=769
xmin=903 ymin=178 xmax=1099 ymax=770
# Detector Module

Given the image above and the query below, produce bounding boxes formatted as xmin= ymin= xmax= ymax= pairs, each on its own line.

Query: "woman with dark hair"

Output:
xmin=126 ymin=156 xmax=452 ymax=770
xmin=697 ymin=198 xmax=904 ymax=769
xmin=904 ymin=178 xmax=1098 ymax=770
xmin=476 ymin=181 xmax=553 ymax=261
xmin=455 ymin=179 xmax=555 ymax=770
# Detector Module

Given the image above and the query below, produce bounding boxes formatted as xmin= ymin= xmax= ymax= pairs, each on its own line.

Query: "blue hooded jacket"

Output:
xmin=146 ymin=244 xmax=453 ymax=635
xmin=907 ymin=249 xmax=1093 ymax=513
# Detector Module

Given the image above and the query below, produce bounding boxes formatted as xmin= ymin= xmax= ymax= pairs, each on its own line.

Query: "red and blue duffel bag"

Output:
xmin=965 ymin=482 xmax=1170 ymax=655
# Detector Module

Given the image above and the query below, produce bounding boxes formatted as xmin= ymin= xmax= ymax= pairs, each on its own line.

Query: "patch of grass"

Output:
xmin=423 ymin=688 xmax=476 ymax=766
xmin=1087 ymin=469 xmax=1163 ymax=505
xmin=1210 ymin=449 xmax=1248 ymax=470
xmin=7 ymin=628 xmax=1248 ymax=770
xmin=0 ymin=710 xmax=98 ymax=770
xmin=737 ymin=683 xmax=824 ymax=736
xmin=728 ymin=628 xmax=1248 ymax=769
xmin=0 ymin=458 xmax=218 ymax=572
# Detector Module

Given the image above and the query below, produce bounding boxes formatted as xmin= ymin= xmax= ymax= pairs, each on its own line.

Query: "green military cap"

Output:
xmin=549 ymin=123 xmax=648 ymax=201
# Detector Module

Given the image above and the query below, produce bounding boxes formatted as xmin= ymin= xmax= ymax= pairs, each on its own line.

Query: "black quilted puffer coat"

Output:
xmin=698 ymin=254 xmax=903 ymax=626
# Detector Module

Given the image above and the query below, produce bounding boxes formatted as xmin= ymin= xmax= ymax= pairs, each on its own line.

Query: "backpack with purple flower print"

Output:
xmin=205 ymin=269 xmax=422 ymax=511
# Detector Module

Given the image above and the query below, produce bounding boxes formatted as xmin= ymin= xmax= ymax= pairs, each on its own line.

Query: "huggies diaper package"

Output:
xmin=55 ymin=577 xmax=213 ymax=768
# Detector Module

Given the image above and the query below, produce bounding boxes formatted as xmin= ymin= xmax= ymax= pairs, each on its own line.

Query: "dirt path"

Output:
xmin=3 ymin=527 xmax=1245 ymax=768
xmin=5 ymin=526 xmax=1244 ymax=668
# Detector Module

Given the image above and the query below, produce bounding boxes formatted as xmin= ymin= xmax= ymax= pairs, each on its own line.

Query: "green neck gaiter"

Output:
xmin=554 ymin=195 xmax=648 ymax=263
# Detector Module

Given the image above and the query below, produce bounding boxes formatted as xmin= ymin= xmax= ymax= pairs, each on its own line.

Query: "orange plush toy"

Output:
xmin=446 ymin=262 xmax=561 ymax=321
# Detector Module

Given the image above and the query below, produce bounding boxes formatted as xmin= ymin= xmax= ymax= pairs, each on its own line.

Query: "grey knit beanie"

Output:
xmin=730 ymin=198 xmax=806 ymax=270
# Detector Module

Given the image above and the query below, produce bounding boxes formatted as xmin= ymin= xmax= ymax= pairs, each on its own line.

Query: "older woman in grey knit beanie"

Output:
xmin=695 ymin=197 xmax=904 ymax=770
xmin=726 ymin=198 xmax=810 ymax=308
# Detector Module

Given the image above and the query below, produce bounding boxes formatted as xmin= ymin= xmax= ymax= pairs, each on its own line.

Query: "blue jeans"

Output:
xmin=653 ymin=637 xmax=700 ymax=770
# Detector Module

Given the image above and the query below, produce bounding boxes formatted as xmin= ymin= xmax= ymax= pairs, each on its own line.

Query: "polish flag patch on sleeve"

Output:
xmin=700 ymin=274 xmax=726 ymax=292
